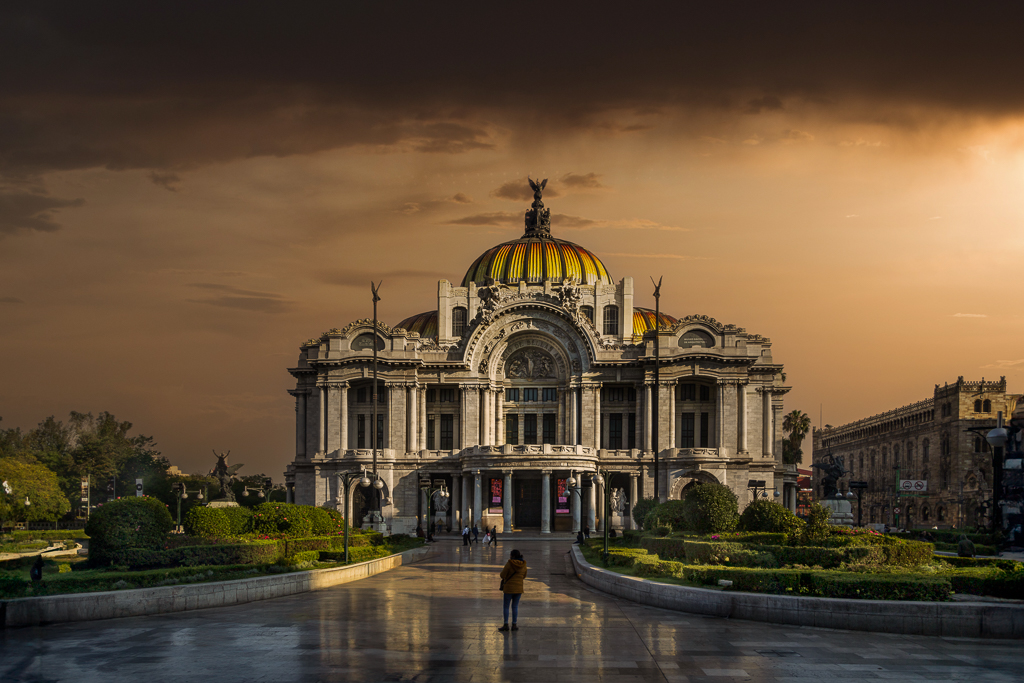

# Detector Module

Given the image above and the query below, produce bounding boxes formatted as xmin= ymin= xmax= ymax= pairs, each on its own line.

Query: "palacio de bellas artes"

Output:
xmin=283 ymin=180 xmax=792 ymax=536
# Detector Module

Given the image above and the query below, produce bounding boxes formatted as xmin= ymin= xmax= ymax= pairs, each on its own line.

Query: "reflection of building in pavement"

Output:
xmin=812 ymin=378 xmax=1020 ymax=529
xmin=283 ymin=180 xmax=790 ymax=535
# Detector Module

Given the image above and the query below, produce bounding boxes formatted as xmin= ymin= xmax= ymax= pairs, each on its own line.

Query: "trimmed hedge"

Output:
xmin=85 ymin=496 xmax=175 ymax=566
xmin=681 ymin=541 xmax=779 ymax=568
xmin=286 ymin=550 xmax=320 ymax=565
xmin=101 ymin=540 xmax=282 ymax=569
xmin=949 ymin=569 xmax=1024 ymax=600
xmin=737 ymin=500 xmax=803 ymax=534
xmin=681 ymin=483 xmax=739 ymax=534
xmin=934 ymin=542 xmax=998 ymax=557
xmin=5 ymin=530 xmax=89 ymax=542
xmin=937 ymin=556 xmax=1021 ymax=571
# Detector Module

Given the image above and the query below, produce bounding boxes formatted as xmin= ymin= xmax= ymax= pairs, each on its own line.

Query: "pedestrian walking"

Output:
xmin=498 ymin=549 xmax=527 ymax=632
xmin=489 ymin=525 xmax=498 ymax=547
xmin=472 ymin=524 xmax=480 ymax=543
xmin=583 ymin=524 xmax=590 ymax=539
xmin=462 ymin=525 xmax=470 ymax=546
xmin=483 ymin=531 xmax=491 ymax=544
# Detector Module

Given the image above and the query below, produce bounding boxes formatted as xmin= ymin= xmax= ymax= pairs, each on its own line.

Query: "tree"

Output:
xmin=782 ymin=409 xmax=812 ymax=465
xmin=0 ymin=458 xmax=71 ymax=527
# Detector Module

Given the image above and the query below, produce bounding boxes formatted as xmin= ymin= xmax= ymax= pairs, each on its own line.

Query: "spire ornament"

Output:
xmin=524 ymin=177 xmax=552 ymax=237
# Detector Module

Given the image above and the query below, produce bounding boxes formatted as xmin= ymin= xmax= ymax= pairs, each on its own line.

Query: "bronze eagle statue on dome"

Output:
xmin=528 ymin=177 xmax=547 ymax=202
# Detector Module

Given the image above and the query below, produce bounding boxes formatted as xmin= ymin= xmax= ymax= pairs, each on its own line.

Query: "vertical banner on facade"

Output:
xmin=78 ymin=476 xmax=90 ymax=519
xmin=135 ymin=478 xmax=144 ymax=497
xmin=488 ymin=478 xmax=503 ymax=513
xmin=556 ymin=478 xmax=570 ymax=514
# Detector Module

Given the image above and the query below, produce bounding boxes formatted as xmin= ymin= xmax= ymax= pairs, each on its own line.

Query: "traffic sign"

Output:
xmin=899 ymin=479 xmax=927 ymax=492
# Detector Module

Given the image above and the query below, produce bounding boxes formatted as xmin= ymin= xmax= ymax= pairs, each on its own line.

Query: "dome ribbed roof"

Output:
xmin=631 ymin=307 xmax=677 ymax=339
xmin=396 ymin=310 xmax=437 ymax=338
xmin=462 ymin=237 xmax=612 ymax=287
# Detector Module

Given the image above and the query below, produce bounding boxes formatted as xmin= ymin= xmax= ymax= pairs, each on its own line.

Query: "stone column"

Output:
xmin=325 ymin=386 xmax=339 ymax=456
xmin=496 ymin=390 xmax=504 ymax=446
xmin=593 ymin=385 xmax=602 ymax=448
xmin=286 ymin=483 xmax=294 ymax=504
xmin=572 ymin=481 xmax=581 ymax=532
xmin=317 ymin=384 xmax=326 ymax=454
xmin=339 ymin=385 xmax=349 ymax=452
xmin=596 ymin=477 xmax=605 ymax=531
xmin=569 ymin=387 xmax=578 ymax=445
xmin=762 ymin=389 xmax=773 ymax=457
xmin=452 ymin=474 xmax=462 ymax=529
xmin=629 ymin=473 xmax=638 ymax=530
xmin=503 ymin=471 xmax=513 ymax=532
xmin=644 ymin=384 xmax=652 ymax=452
xmin=295 ymin=393 xmax=307 ymax=458
xmin=557 ymin=388 xmax=566 ymax=444
xmin=587 ymin=481 xmax=597 ymax=532
xmin=461 ymin=473 xmax=471 ymax=530
xmin=717 ymin=384 xmax=726 ymax=450
xmin=460 ymin=386 xmax=469 ymax=449
xmin=541 ymin=470 xmax=551 ymax=534
xmin=473 ymin=471 xmax=483 ymax=528
xmin=485 ymin=389 xmax=494 ymax=445
xmin=667 ymin=382 xmax=676 ymax=449
xmin=420 ymin=486 xmax=428 ymax=525
xmin=738 ymin=384 xmax=747 ymax=453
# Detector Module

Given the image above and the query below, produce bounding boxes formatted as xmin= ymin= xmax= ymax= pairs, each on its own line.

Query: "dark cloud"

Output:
xmin=560 ymin=172 xmax=605 ymax=190
xmin=0 ymin=191 xmax=85 ymax=235
xmin=491 ymin=179 xmax=562 ymax=202
xmin=185 ymin=283 xmax=291 ymax=313
xmin=0 ymin=296 xmax=25 ymax=304
xmin=552 ymin=214 xmax=599 ymax=229
xmin=746 ymin=95 xmax=784 ymax=114
xmin=2 ymin=4 xmax=1024 ymax=179
xmin=448 ymin=211 xmax=519 ymax=227
xmin=149 ymin=171 xmax=181 ymax=191
xmin=450 ymin=193 xmax=472 ymax=204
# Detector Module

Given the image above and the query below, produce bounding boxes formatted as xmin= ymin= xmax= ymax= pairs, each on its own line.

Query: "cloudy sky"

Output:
xmin=2 ymin=4 xmax=1023 ymax=477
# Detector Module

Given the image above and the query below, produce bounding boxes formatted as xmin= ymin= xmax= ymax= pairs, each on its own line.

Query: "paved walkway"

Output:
xmin=1 ymin=541 xmax=1021 ymax=682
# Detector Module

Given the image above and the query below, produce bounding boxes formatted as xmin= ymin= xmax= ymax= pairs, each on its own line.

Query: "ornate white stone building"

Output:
xmin=284 ymin=182 xmax=791 ymax=534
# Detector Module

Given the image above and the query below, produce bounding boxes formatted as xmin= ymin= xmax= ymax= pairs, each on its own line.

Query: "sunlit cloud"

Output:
xmin=951 ymin=313 xmax=987 ymax=318
xmin=185 ymin=283 xmax=292 ymax=313
xmin=982 ymin=359 xmax=1024 ymax=369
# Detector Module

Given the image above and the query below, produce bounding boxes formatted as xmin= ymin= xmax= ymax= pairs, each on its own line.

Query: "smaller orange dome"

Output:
xmin=632 ymin=307 xmax=677 ymax=339
xmin=396 ymin=311 xmax=437 ymax=339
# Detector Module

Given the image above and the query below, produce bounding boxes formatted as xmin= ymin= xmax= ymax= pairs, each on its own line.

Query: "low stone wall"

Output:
xmin=1 ymin=546 xmax=430 ymax=629
xmin=570 ymin=546 xmax=1024 ymax=639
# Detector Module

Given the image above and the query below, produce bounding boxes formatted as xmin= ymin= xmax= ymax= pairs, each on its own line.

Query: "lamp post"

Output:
xmin=650 ymin=276 xmax=663 ymax=503
xmin=566 ymin=470 xmax=584 ymax=534
xmin=592 ymin=469 xmax=613 ymax=561
xmin=172 ymin=482 xmax=205 ymax=531
xmin=242 ymin=477 xmax=275 ymax=501
xmin=849 ymin=481 xmax=868 ymax=527
xmin=337 ymin=470 xmax=378 ymax=563
xmin=370 ymin=281 xmax=382 ymax=513
xmin=746 ymin=479 xmax=779 ymax=501
xmin=419 ymin=478 xmax=450 ymax=542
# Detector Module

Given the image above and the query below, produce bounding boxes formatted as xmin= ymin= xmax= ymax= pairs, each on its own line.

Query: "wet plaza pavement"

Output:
xmin=1 ymin=540 xmax=1022 ymax=682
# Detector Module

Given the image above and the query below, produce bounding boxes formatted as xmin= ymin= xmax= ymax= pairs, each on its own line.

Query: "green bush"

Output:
xmin=934 ymin=542 xmax=998 ymax=556
xmin=221 ymin=507 xmax=255 ymax=535
xmin=682 ymin=540 xmax=778 ymax=568
xmin=183 ymin=506 xmax=231 ymax=538
xmin=250 ymin=502 xmax=348 ymax=538
xmin=800 ymin=503 xmax=832 ymax=544
xmin=306 ymin=507 xmax=347 ymax=536
xmin=738 ymin=500 xmax=804 ymax=534
xmin=286 ymin=550 xmax=320 ymax=565
xmin=938 ymin=556 xmax=1020 ymax=571
xmin=631 ymin=498 xmax=660 ymax=530
xmin=715 ymin=532 xmax=789 ymax=545
xmin=605 ymin=547 xmax=652 ymax=567
xmin=681 ymin=483 xmax=739 ymax=534
xmin=85 ymin=496 xmax=174 ymax=567
xmin=645 ymin=500 xmax=688 ymax=531
xmin=7 ymin=530 xmax=89 ymax=542
xmin=101 ymin=540 xmax=282 ymax=569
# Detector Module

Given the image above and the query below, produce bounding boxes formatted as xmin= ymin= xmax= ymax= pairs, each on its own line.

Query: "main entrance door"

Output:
xmin=514 ymin=479 xmax=542 ymax=528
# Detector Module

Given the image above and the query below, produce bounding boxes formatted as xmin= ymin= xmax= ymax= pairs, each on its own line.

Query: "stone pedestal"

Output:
xmin=207 ymin=500 xmax=239 ymax=508
xmin=362 ymin=511 xmax=389 ymax=535
xmin=611 ymin=513 xmax=627 ymax=530
xmin=821 ymin=496 xmax=854 ymax=526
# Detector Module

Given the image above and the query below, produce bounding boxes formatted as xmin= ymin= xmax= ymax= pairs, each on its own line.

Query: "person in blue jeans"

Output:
xmin=498 ymin=549 xmax=527 ymax=632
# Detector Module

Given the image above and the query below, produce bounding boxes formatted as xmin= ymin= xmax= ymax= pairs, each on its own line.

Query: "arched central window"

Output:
xmin=603 ymin=305 xmax=619 ymax=336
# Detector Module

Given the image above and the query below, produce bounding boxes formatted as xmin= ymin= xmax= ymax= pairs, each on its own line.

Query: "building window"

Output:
xmin=427 ymin=417 xmax=435 ymax=450
xmin=938 ymin=506 xmax=946 ymax=522
xmin=440 ymin=414 xmax=453 ymax=450
xmin=628 ymin=413 xmax=636 ymax=449
xmin=426 ymin=388 xmax=436 ymax=403
xmin=603 ymin=386 xmax=636 ymax=402
xmin=357 ymin=415 xmax=365 ymax=448
xmin=922 ymin=439 xmax=930 ymax=464
xmin=524 ymin=414 xmax=537 ymax=444
xmin=376 ymin=414 xmax=385 ymax=448
xmin=505 ymin=388 xmax=519 ymax=403
xmin=452 ymin=307 xmax=467 ymax=337
xmin=542 ymin=388 xmax=557 ymax=402
xmin=893 ymin=444 xmax=900 ymax=466
xmin=543 ymin=413 xmax=556 ymax=444
xmin=609 ymin=413 xmax=623 ymax=449
xmin=699 ymin=385 xmax=710 ymax=402
xmin=680 ymin=413 xmax=695 ymax=448
xmin=357 ymin=388 xmax=367 ymax=403
xmin=603 ymin=305 xmax=619 ymax=336
xmin=506 ymin=414 xmax=519 ymax=445
xmin=679 ymin=384 xmax=696 ymax=401
xmin=975 ymin=399 xmax=982 ymax=412
xmin=859 ymin=454 xmax=864 ymax=471
xmin=523 ymin=388 xmax=538 ymax=402
xmin=439 ymin=388 xmax=458 ymax=403
xmin=983 ymin=399 xmax=991 ymax=412
xmin=700 ymin=412 xmax=710 ymax=447
xmin=580 ymin=306 xmax=594 ymax=324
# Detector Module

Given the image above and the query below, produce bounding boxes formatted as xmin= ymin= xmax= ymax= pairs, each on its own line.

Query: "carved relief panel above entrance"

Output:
xmin=505 ymin=348 xmax=556 ymax=380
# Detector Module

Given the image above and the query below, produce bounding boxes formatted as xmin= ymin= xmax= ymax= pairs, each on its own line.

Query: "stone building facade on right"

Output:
xmin=812 ymin=377 xmax=1019 ymax=529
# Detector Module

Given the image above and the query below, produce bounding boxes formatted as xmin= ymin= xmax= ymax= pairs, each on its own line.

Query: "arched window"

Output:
xmin=983 ymin=399 xmax=991 ymax=412
xmin=974 ymin=436 xmax=982 ymax=453
xmin=940 ymin=433 xmax=950 ymax=490
xmin=870 ymin=451 xmax=876 ymax=469
xmin=938 ymin=506 xmax=946 ymax=522
xmin=922 ymin=506 xmax=930 ymax=522
xmin=906 ymin=443 xmax=915 ymax=475
xmin=974 ymin=399 xmax=982 ymax=412
xmin=858 ymin=453 xmax=864 ymax=471
xmin=602 ymin=305 xmax=619 ymax=336
xmin=881 ymin=447 xmax=887 ymax=468
xmin=452 ymin=307 xmax=467 ymax=337
xmin=893 ymin=444 xmax=900 ymax=467
xmin=580 ymin=306 xmax=594 ymax=324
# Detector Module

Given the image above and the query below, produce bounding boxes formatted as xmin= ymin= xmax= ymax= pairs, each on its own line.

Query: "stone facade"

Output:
xmin=811 ymin=377 xmax=1020 ymax=529
xmin=284 ymin=184 xmax=790 ymax=535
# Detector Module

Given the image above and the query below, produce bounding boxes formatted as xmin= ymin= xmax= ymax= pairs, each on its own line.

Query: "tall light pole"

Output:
xmin=650 ymin=276 xmax=662 ymax=503
xmin=338 ymin=470 xmax=374 ymax=563
xmin=371 ymin=280 xmax=382 ymax=511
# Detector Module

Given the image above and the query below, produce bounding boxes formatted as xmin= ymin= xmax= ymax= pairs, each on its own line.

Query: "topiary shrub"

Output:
xmin=681 ymin=483 xmax=739 ymax=534
xmin=84 ymin=496 xmax=174 ymax=566
xmin=799 ymin=502 xmax=833 ymax=544
xmin=645 ymin=500 xmax=688 ymax=532
xmin=632 ymin=497 xmax=659 ymax=530
xmin=251 ymin=502 xmax=314 ymax=537
xmin=307 ymin=506 xmax=346 ymax=536
xmin=738 ymin=499 xmax=804 ymax=534
xmin=221 ymin=506 xmax=254 ymax=535
xmin=184 ymin=506 xmax=230 ymax=538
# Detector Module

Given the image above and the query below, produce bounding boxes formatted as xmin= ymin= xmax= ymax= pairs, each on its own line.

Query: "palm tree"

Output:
xmin=782 ymin=410 xmax=812 ymax=465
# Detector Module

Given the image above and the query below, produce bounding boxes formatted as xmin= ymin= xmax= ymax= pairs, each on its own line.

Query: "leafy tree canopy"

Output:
xmin=0 ymin=458 xmax=71 ymax=526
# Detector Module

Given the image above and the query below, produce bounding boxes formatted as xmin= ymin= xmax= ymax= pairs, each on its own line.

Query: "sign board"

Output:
xmin=894 ymin=507 xmax=901 ymax=514
xmin=135 ymin=478 xmax=144 ymax=497
xmin=899 ymin=480 xmax=927 ymax=492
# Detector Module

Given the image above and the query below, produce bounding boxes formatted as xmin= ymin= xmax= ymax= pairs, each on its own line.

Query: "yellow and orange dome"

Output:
xmin=462 ymin=237 xmax=613 ymax=288
xmin=631 ymin=307 xmax=678 ymax=339
xmin=396 ymin=310 xmax=437 ymax=338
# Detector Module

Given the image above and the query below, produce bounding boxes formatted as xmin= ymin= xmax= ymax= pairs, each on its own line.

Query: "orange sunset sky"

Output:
xmin=1 ymin=4 xmax=1023 ymax=478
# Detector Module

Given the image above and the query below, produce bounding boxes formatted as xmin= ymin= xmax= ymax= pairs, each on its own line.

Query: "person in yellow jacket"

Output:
xmin=498 ymin=549 xmax=527 ymax=632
